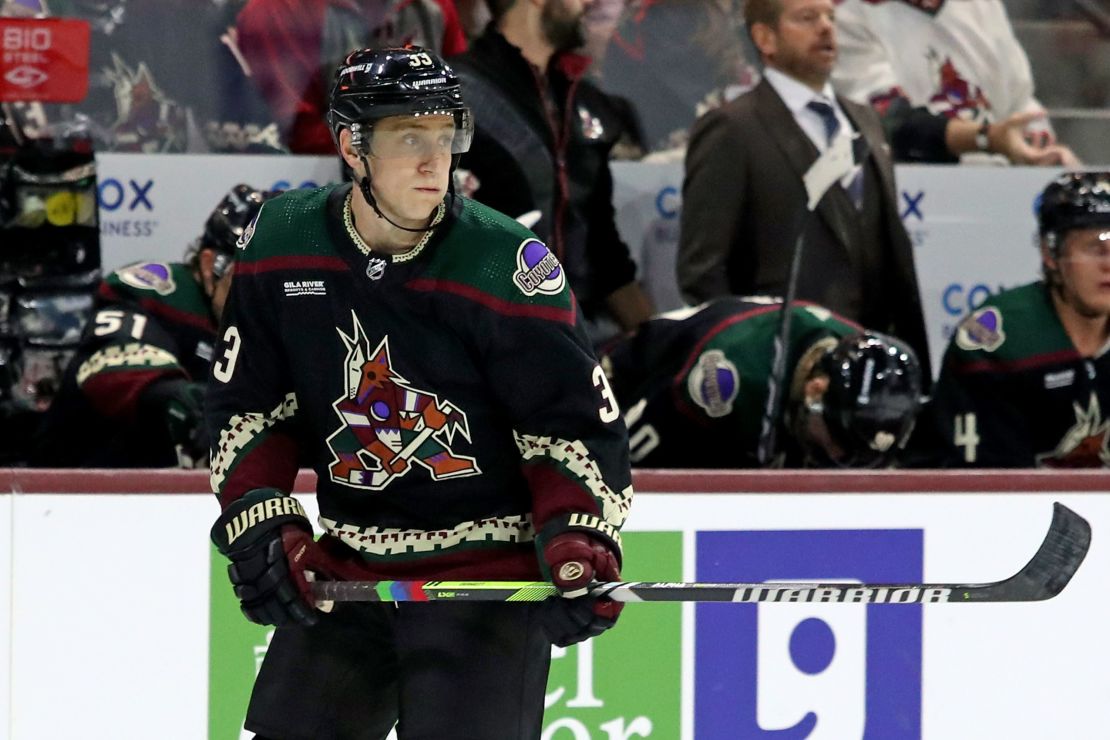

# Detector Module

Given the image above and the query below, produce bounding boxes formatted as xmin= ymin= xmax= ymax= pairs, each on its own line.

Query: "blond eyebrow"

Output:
xmin=381 ymin=119 xmax=456 ymax=133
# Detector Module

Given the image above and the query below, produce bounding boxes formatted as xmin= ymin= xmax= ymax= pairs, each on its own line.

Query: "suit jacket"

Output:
xmin=677 ymin=78 xmax=930 ymax=374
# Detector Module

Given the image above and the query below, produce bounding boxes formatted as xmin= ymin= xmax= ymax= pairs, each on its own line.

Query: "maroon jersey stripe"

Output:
xmin=237 ymin=255 xmax=349 ymax=275
xmin=524 ymin=461 xmax=603 ymax=531
xmin=217 ymin=432 xmax=301 ymax=507
xmin=406 ymin=278 xmax=577 ymax=325
xmin=137 ymin=297 xmax=215 ymax=332
xmin=958 ymin=348 xmax=1081 ymax=375
xmin=81 ymin=367 xmax=179 ymax=420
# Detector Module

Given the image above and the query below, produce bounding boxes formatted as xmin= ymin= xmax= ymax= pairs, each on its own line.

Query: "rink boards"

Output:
xmin=1 ymin=469 xmax=1106 ymax=740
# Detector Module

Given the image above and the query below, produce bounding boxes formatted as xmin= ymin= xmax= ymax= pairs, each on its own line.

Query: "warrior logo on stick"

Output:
xmin=326 ymin=313 xmax=481 ymax=490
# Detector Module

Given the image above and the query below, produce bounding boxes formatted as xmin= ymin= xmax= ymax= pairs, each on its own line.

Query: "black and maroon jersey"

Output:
xmin=30 ymin=261 xmax=217 ymax=466
xmin=207 ymin=184 xmax=633 ymax=581
xmin=922 ymin=281 xmax=1110 ymax=467
xmin=602 ymin=297 xmax=862 ymax=467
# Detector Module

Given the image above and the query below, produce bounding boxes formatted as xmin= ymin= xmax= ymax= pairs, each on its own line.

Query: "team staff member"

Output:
xmin=450 ymin=0 xmax=654 ymax=341
xmin=922 ymin=171 xmax=1110 ymax=467
xmin=678 ymin=0 xmax=930 ymax=373
xmin=206 ymin=47 xmax=633 ymax=739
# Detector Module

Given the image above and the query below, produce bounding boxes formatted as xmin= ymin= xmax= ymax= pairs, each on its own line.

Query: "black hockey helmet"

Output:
xmin=199 ymin=184 xmax=273 ymax=279
xmin=1038 ymin=171 xmax=1110 ymax=256
xmin=201 ymin=184 xmax=271 ymax=254
xmin=326 ymin=46 xmax=473 ymax=156
xmin=812 ymin=332 xmax=923 ymax=467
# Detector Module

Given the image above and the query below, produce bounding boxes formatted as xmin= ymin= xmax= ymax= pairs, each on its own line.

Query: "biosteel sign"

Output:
xmin=0 ymin=18 xmax=89 ymax=102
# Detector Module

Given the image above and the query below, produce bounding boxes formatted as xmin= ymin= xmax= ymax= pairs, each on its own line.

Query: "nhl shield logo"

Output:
xmin=325 ymin=313 xmax=482 ymax=490
xmin=513 ymin=239 xmax=565 ymax=296
xmin=366 ymin=257 xmax=387 ymax=281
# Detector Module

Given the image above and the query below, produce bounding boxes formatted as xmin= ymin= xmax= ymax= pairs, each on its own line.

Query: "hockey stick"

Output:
xmin=313 ymin=502 xmax=1090 ymax=604
xmin=756 ymin=133 xmax=869 ymax=466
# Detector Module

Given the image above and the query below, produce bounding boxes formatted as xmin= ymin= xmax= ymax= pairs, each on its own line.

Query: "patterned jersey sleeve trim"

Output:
xmin=210 ymin=392 xmax=300 ymax=494
xmin=320 ymin=513 xmax=535 ymax=559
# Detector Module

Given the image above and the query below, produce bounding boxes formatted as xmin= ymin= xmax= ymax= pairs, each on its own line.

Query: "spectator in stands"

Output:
xmin=450 ymin=0 xmax=654 ymax=341
xmin=602 ymin=297 xmax=923 ymax=467
xmin=677 ymin=0 xmax=930 ymax=371
xmin=29 ymin=185 xmax=273 ymax=468
xmin=235 ymin=0 xmax=468 ymax=153
xmin=831 ymin=0 xmax=1080 ymax=166
xmin=600 ymin=0 xmax=761 ymax=153
xmin=918 ymin=171 xmax=1110 ymax=468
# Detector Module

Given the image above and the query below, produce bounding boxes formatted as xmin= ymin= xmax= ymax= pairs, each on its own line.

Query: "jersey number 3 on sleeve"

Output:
xmin=213 ymin=325 xmax=241 ymax=383
xmin=592 ymin=364 xmax=620 ymax=423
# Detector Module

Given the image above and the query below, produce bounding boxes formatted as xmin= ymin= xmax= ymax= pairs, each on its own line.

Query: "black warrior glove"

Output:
xmin=211 ymin=488 xmax=332 ymax=627
xmin=539 ymin=532 xmax=624 ymax=647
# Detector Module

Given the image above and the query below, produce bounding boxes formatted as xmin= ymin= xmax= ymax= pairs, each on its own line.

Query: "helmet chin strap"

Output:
xmin=356 ymin=153 xmax=436 ymax=234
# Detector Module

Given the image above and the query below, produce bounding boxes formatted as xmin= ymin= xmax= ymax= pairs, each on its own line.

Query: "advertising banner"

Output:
xmin=0 ymin=18 xmax=89 ymax=103
xmin=3 ymin=479 xmax=1108 ymax=739
xmin=207 ymin=531 xmax=684 ymax=740
xmin=94 ymin=153 xmax=340 ymax=273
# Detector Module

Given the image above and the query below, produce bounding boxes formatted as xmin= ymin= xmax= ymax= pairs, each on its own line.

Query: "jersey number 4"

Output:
xmin=954 ymin=412 xmax=980 ymax=463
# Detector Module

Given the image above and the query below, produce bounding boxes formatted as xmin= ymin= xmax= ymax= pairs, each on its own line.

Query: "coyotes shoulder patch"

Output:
xmin=512 ymin=238 xmax=565 ymax=297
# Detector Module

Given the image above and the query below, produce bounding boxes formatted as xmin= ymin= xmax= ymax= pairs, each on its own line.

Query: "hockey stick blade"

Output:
xmin=312 ymin=503 xmax=1090 ymax=605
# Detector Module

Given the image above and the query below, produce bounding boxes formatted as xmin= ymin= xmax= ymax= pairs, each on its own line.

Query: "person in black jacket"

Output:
xmin=449 ymin=0 xmax=653 ymax=344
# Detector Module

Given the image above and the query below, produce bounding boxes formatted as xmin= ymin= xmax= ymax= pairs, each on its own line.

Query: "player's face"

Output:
xmin=367 ymin=114 xmax=455 ymax=224
xmin=542 ymin=0 xmax=590 ymax=52
xmin=210 ymin=265 xmax=234 ymax=323
xmin=793 ymin=375 xmax=848 ymax=466
xmin=759 ymin=0 xmax=837 ymax=88
xmin=1054 ymin=227 xmax=1110 ymax=316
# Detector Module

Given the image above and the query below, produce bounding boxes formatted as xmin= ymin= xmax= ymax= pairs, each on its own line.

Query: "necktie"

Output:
xmin=807 ymin=98 xmax=864 ymax=209
xmin=807 ymin=99 xmax=840 ymax=147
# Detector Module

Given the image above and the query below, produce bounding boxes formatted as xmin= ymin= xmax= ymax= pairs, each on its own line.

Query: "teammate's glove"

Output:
xmin=211 ymin=488 xmax=333 ymax=627
xmin=539 ymin=532 xmax=623 ymax=647
xmin=139 ymin=377 xmax=208 ymax=468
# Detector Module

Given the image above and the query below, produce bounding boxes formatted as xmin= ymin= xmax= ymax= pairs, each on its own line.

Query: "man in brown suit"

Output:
xmin=677 ymin=0 xmax=930 ymax=373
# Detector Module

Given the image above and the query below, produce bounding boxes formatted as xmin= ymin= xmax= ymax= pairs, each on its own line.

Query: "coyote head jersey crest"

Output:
xmin=326 ymin=314 xmax=481 ymax=490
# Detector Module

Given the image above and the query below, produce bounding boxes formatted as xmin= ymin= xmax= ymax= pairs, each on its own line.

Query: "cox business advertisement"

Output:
xmin=2 ymin=475 xmax=1107 ymax=739
xmin=94 ymin=154 xmax=1061 ymax=378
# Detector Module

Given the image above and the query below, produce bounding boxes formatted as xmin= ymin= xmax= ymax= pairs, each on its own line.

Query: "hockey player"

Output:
xmin=29 ymin=184 xmax=271 ymax=467
xmin=602 ymin=297 xmax=924 ymax=468
xmin=206 ymin=47 xmax=632 ymax=738
xmin=921 ymin=171 xmax=1110 ymax=467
